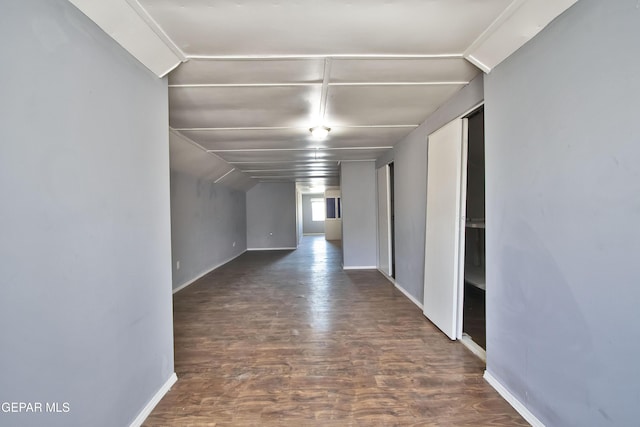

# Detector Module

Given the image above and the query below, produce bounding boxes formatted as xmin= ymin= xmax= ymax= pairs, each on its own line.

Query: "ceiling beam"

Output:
xmin=67 ymin=0 xmax=185 ymax=77
xmin=168 ymin=83 xmax=320 ymax=88
xmin=207 ymin=147 xmax=392 ymax=153
xmin=184 ymin=54 xmax=464 ymax=61
xmin=172 ymin=124 xmax=418 ymax=131
xmin=464 ymin=0 xmax=579 ymax=73
xmin=318 ymin=58 xmax=332 ymax=123
xmin=168 ymin=81 xmax=467 ymax=88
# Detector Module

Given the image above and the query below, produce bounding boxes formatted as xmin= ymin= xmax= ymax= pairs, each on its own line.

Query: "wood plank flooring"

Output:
xmin=144 ymin=236 xmax=526 ymax=426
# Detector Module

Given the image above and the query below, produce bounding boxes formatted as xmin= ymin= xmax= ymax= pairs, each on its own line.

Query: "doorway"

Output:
xmin=301 ymin=193 xmax=326 ymax=236
xmin=422 ymin=105 xmax=486 ymax=358
xmin=389 ymin=162 xmax=396 ymax=278
xmin=376 ymin=163 xmax=395 ymax=278
xmin=461 ymin=107 xmax=486 ymax=352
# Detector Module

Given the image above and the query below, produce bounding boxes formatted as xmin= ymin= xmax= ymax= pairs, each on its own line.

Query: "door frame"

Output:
xmin=423 ymin=102 xmax=484 ymax=341
xmin=376 ymin=164 xmax=393 ymax=277
xmin=457 ymin=102 xmax=485 ymax=340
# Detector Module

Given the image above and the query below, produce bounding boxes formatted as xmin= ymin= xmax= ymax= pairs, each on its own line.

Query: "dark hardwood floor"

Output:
xmin=144 ymin=236 xmax=526 ymax=426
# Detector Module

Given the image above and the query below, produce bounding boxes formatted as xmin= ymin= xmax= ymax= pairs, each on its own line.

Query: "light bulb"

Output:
xmin=310 ymin=126 xmax=330 ymax=140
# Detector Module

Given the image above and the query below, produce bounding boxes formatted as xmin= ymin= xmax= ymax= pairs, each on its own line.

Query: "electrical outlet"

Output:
xmin=176 ymin=261 xmax=180 ymax=270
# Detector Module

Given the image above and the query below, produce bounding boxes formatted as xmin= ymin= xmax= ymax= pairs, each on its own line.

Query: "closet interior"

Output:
xmin=462 ymin=107 xmax=486 ymax=350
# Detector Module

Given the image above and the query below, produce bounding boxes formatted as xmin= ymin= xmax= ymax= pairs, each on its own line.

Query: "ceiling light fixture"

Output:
xmin=309 ymin=125 xmax=330 ymax=140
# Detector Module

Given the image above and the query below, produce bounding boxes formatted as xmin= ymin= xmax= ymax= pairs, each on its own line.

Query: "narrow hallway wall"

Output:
xmin=380 ymin=75 xmax=484 ymax=303
xmin=341 ymin=161 xmax=377 ymax=268
xmin=170 ymin=170 xmax=247 ymax=290
xmin=484 ymin=0 xmax=640 ymax=424
xmin=0 ymin=1 xmax=174 ymax=425
xmin=246 ymin=183 xmax=297 ymax=249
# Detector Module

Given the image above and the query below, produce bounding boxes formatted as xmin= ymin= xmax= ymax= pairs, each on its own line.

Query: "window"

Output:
xmin=325 ymin=197 xmax=341 ymax=219
xmin=311 ymin=198 xmax=325 ymax=222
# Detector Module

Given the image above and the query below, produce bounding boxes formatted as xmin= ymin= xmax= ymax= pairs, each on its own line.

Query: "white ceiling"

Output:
xmin=151 ymin=0 xmax=509 ymax=188
xmin=69 ymin=0 xmax=579 ymax=189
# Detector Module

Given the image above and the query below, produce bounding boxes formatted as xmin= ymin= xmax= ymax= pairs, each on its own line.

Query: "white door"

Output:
xmin=377 ymin=165 xmax=392 ymax=276
xmin=423 ymin=118 xmax=468 ymax=340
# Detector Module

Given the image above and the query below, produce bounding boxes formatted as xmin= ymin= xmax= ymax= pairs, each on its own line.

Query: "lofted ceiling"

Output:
xmin=69 ymin=0 xmax=579 ymax=191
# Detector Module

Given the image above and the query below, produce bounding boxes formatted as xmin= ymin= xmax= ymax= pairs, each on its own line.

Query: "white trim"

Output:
xmin=463 ymin=0 xmax=578 ymax=73
xmin=378 ymin=271 xmax=425 ymax=311
xmin=175 ymin=126 xmax=303 ymax=131
xmin=169 ymin=128 xmax=233 ymax=167
xmin=318 ymin=58 xmax=332 ymax=121
xmin=464 ymin=0 xmax=528 ymax=65
xmin=460 ymin=334 xmax=486 ymax=362
xmin=158 ymin=61 xmax=184 ymax=79
xmin=461 ymin=101 xmax=485 ymax=119
xmin=172 ymin=124 xmax=418 ymax=131
xmin=253 ymin=176 xmax=337 ymax=180
xmin=465 ymin=55 xmax=492 ymax=74
xmin=246 ymin=169 xmax=337 ymax=173
xmin=229 ymin=160 xmax=337 ymax=164
xmin=333 ymin=159 xmax=377 ymax=163
xmin=247 ymin=247 xmax=297 ymax=251
xmin=169 ymin=82 xmax=320 ymax=88
xmin=343 ymin=265 xmax=377 ymax=270
xmin=336 ymin=124 xmax=418 ymax=129
xmin=124 ymin=0 xmax=187 ymax=61
xmin=329 ymin=81 xmax=468 ymax=86
xmin=377 ymin=269 xmax=395 ymax=284
xmin=67 ymin=0 xmax=183 ymax=77
xmin=129 ymin=372 xmax=177 ymax=427
xmin=214 ymin=168 xmax=236 ymax=183
xmin=392 ymin=280 xmax=424 ymax=310
xmin=208 ymin=146 xmax=392 ymax=153
xmin=173 ymin=250 xmax=246 ymax=294
xmin=186 ymin=54 xmax=465 ymax=60
xmin=303 ymin=233 xmax=325 ymax=236
xmin=483 ymin=371 xmax=545 ymax=427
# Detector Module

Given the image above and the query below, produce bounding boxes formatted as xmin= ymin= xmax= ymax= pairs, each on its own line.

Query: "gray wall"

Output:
xmin=246 ymin=183 xmax=297 ymax=249
xmin=385 ymin=76 xmax=484 ymax=302
xmin=0 ymin=1 xmax=174 ymax=426
xmin=484 ymin=1 xmax=640 ymax=425
xmin=302 ymin=194 xmax=325 ymax=234
xmin=170 ymin=170 xmax=247 ymax=289
xmin=341 ymin=162 xmax=377 ymax=268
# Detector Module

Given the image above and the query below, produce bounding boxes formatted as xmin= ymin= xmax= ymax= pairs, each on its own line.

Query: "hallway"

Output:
xmin=145 ymin=236 xmax=525 ymax=426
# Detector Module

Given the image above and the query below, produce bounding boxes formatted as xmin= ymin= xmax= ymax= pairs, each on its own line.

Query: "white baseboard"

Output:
xmin=376 ymin=270 xmax=424 ymax=310
xmin=173 ymin=250 xmax=246 ymax=294
xmin=129 ymin=372 xmax=177 ymax=427
xmin=247 ymin=247 xmax=297 ymax=251
xmin=392 ymin=280 xmax=424 ymax=310
xmin=343 ymin=265 xmax=377 ymax=270
xmin=483 ymin=371 xmax=545 ymax=427
xmin=460 ymin=333 xmax=486 ymax=362
xmin=377 ymin=269 xmax=396 ymax=284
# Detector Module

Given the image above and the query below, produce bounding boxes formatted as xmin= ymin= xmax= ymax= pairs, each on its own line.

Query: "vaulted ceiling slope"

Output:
xmin=68 ymin=0 xmax=578 ymax=190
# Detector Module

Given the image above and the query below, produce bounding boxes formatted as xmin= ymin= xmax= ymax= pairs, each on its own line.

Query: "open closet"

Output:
xmin=462 ymin=107 xmax=486 ymax=350
xmin=422 ymin=105 xmax=485 ymax=356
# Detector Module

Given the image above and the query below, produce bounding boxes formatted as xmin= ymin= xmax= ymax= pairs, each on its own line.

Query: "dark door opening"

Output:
xmin=462 ymin=107 xmax=486 ymax=350
xmin=389 ymin=162 xmax=396 ymax=278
